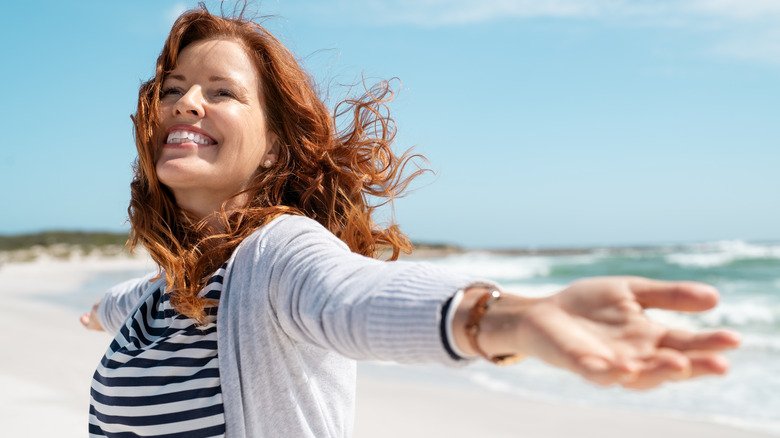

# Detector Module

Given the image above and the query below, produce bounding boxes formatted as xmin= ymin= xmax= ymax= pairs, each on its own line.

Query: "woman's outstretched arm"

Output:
xmin=80 ymin=273 xmax=162 ymax=334
xmin=453 ymin=277 xmax=740 ymax=390
xmin=80 ymin=300 xmax=104 ymax=331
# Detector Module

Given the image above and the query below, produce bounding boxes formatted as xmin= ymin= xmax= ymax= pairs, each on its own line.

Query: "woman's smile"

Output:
xmin=164 ymin=125 xmax=217 ymax=148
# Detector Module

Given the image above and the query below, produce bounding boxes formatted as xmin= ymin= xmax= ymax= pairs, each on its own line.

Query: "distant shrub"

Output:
xmin=0 ymin=231 xmax=129 ymax=251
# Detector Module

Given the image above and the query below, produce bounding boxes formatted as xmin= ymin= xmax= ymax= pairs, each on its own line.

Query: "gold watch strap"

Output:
xmin=464 ymin=290 xmax=524 ymax=366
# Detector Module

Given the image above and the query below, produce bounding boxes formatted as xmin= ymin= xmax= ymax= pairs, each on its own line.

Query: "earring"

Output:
xmin=263 ymin=159 xmax=273 ymax=168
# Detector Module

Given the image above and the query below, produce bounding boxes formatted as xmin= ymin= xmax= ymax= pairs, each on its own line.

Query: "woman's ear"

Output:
xmin=264 ymin=133 xmax=281 ymax=165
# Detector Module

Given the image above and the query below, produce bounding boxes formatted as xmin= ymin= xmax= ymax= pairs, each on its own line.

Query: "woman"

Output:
xmin=81 ymin=5 xmax=740 ymax=438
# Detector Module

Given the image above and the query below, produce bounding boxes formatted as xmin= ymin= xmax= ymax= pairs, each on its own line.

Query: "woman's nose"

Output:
xmin=173 ymin=87 xmax=205 ymax=118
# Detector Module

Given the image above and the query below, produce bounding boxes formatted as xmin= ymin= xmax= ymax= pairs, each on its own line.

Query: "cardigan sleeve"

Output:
xmin=232 ymin=215 xmax=492 ymax=365
xmin=97 ymin=272 xmax=162 ymax=335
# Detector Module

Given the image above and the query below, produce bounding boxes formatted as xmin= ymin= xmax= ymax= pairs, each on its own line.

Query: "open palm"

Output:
xmin=520 ymin=277 xmax=739 ymax=389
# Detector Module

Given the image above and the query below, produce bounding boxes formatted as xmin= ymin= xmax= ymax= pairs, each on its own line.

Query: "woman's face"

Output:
xmin=156 ymin=38 xmax=278 ymax=217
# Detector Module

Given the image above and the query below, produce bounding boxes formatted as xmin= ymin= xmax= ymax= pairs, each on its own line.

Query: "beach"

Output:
xmin=1 ymin=254 xmax=775 ymax=438
xmin=354 ymin=377 xmax=770 ymax=438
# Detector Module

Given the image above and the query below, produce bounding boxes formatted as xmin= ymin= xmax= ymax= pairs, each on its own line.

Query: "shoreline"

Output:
xmin=1 ymin=257 xmax=775 ymax=437
xmin=6 ymin=235 xmax=780 ymax=264
xmin=355 ymin=376 xmax=776 ymax=438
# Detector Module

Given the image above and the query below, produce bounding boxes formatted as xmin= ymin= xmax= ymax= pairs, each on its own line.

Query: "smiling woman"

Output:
xmin=155 ymin=39 xmax=279 ymax=220
xmin=127 ymin=7 xmax=419 ymax=324
xmin=81 ymin=3 xmax=741 ymax=438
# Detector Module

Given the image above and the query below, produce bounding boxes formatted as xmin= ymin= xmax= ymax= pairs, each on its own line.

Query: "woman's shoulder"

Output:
xmin=224 ymin=214 xmax=353 ymax=285
xmin=234 ymin=214 xmax=348 ymax=258
xmin=245 ymin=215 xmax=344 ymax=244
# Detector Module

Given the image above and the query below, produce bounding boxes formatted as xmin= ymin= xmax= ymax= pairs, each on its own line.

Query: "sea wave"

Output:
xmin=665 ymin=240 xmax=780 ymax=268
xmin=647 ymin=298 xmax=779 ymax=334
xmin=695 ymin=299 xmax=779 ymax=329
xmin=427 ymin=253 xmax=552 ymax=280
xmin=739 ymin=334 xmax=780 ymax=354
xmin=427 ymin=252 xmax=607 ymax=281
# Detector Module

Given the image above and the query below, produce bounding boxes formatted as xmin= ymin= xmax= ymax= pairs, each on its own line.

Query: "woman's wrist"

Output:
xmin=452 ymin=286 xmax=540 ymax=362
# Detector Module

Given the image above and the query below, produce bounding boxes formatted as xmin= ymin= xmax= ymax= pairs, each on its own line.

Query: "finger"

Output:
xmin=628 ymin=278 xmax=720 ymax=312
xmin=660 ymin=329 xmax=741 ymax=351
xmin=688 ymin=351 xmax=731 ymax=377
xmin=80 ymin=312 xmax=91 ymax=328
xmin=621 ymin=349 xmax=691 ymax=390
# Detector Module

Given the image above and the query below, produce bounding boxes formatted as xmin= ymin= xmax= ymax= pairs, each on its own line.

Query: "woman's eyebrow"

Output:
xmin=164 ymin=74 xmax=234 ymax=82
xmin=209 ymin=75 xmax=246 ymax=88
xmin=209 ymin=75 xmax=235 ymax=83
xmin=164 ymin=73 xmax=186 ymax=82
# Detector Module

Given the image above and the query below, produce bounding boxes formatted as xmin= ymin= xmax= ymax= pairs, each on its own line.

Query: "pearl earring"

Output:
xmin=263 ymin=160 xmax=273 ymax=168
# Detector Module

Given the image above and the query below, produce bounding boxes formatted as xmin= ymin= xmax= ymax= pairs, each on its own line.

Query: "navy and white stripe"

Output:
xmin=89 ymin=264 xmax=227 ymax=438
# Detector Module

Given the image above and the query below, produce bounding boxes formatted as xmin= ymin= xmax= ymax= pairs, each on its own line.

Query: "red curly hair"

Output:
xmin=129 ymin=4 xmax=425 ymax=322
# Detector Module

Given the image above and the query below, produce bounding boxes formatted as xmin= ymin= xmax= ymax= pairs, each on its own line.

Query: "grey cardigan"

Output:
xmin=97 ymin=215 xmax=478 ymax=437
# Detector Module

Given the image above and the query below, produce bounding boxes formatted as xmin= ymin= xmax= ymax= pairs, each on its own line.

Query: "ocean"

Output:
xmin=53 ymin=239 xmax=779 ymax=435
xmin=396 ymin=239 xmax=779 ymax=436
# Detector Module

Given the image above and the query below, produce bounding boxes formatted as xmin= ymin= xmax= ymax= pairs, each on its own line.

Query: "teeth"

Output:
xmin=166 ymin=130 xmax=214 ymax=145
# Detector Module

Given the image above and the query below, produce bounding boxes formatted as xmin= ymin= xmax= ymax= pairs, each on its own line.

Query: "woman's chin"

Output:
xmin=156 ymin=161 xmax=211 ymax=190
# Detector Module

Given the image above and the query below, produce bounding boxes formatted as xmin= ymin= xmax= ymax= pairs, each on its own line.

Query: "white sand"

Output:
xmin=0 ymin=257 xmax=773 ymax=438
xmin=354 ymin=377 xmax=773 ymax=438
xmin=0 ymin=256 xmax=154 ymax=437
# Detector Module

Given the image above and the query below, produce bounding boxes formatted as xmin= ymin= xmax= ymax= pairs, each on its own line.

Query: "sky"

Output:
xmin=0 ymin=0 xmax=778 ymax=249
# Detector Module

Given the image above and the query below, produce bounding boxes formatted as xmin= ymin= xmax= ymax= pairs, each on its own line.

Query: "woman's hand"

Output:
xmin=455 ymin=277 xmax=740 ymax=390
xmin=80 ymin=300 xmax=105 ymax=332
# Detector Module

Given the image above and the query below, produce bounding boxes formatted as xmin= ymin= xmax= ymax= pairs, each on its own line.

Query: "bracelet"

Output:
xmin=464 ymin=290 xmax=524 ymax=366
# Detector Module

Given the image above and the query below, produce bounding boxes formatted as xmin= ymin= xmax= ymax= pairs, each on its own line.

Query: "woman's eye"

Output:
xmin=216 ymin=89 xmax=237 ymax=98
xmin=160 ymin=87 xmax=183 ymax=97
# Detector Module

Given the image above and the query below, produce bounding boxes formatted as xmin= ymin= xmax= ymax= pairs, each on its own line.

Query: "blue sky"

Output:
xmin=1 ymin=0 xmax=778 ymax=248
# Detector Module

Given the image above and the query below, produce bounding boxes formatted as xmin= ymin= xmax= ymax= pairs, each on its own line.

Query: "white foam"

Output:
xmin=693 ymin=298 xmax=779 ymax=329
xmin=665 ymin=252 xmax=737 ymax=268
xmin=556 ymin=253 xmax=605 ymax=266
xmin=738 ymin=333 xmax=780 ymax=353
xmin=665 ymin=240 xmax=780 ymax=268
xmin=429 ymin=253 xmax=552 ymax=280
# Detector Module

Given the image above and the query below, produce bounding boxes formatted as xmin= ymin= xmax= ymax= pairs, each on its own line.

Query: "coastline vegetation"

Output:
xmin=0 ymin=231 xmax=130 ymax=251
xmin=0 ymin=231 xmax=134 ymax=263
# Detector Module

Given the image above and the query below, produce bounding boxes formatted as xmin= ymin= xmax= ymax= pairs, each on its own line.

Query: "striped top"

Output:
xmin=89 ymin=264 xmax=227 ymax=438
